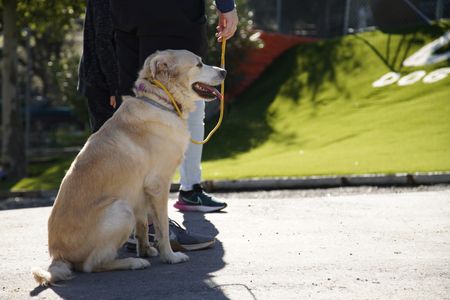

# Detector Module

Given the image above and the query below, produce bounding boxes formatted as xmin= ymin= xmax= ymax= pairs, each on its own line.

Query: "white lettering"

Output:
xmin=423 ymin=67 xmax=450 ymax=84
xmin=372 ymin=72 xmax=400 ymax=87
xmin=397 ymin=70 xmax=426 ymax=86
xmin=403 ymin=32 xmax=450 ymax=67
xmin=372 ymin=68 xmax=450 ymax=87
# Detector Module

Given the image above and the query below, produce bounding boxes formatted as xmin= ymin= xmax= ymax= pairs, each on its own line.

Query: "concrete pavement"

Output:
xmin=1 ymin=187 xmax=449 ymax=299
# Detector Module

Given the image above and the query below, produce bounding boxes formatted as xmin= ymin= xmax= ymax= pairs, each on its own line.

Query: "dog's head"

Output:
xmin=135 ymin=50 xmax=226 ymax=113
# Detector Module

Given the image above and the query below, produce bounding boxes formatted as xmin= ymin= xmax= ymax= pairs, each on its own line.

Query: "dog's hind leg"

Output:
xmin=83 ymin=199 xmax=150 ymax=272
xmin=145 ymin=182 xmax=189 ymax=264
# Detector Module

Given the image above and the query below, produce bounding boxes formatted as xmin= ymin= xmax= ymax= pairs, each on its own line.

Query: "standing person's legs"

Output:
xmin=175 ymin=102 xmax=227 ymax=213
xmin=179 ymin=101 xmax=205 ymax=191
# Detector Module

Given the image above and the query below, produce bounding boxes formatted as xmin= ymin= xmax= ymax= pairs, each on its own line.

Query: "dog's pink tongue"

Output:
xmin=212 ymin=87 xmax=223 ymax=101
xmin=198 ymin=83 xmax=223 ymax=101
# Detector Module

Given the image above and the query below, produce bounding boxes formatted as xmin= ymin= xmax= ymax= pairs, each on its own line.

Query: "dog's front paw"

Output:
xmin=139 ymin=245 xmax=159 ymax=258
xmin=130 ymin=258 xmax=151 ymax=269
xmin=161 ymin=252 xmax=189 ymax=264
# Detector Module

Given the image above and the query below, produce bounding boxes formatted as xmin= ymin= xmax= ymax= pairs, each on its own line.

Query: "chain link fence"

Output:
xmin=247 ymin=0 xmax=450 ymax=38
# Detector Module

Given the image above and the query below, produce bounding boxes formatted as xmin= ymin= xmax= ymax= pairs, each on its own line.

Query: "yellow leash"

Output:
xmin=151 ymin=40 xmax=227 ymax=145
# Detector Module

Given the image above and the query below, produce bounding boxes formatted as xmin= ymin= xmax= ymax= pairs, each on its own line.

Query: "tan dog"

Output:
xmin=32 ymin=49 xmax=226 ymax=286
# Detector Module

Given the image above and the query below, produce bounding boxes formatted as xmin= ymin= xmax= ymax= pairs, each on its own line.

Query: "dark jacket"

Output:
xmin=78 ymin=0 xmax=119 ymax=96
xmin=109 ymin=0 xmax=235 ymax=36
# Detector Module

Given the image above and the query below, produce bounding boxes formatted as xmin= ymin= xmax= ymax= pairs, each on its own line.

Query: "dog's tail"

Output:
xmin=32 ymin=259 xmax=73 ymax=286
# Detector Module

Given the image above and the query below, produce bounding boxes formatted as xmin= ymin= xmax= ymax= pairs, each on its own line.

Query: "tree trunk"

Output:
xmin=2 ymin=0 xmax=26 ymax=180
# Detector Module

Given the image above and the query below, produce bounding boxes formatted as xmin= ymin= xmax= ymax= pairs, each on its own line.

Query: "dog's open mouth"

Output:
xmin=192 ymin=82 xmax=223 ymax=101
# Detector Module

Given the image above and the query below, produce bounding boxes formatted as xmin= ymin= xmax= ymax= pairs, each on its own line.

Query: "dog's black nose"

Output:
xmin=220 ymin=69 xmax=227 ymax=78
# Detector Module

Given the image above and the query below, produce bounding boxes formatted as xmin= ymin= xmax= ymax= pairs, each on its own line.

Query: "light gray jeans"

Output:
xmin=179 ymin=101 xmax=205 ymax=191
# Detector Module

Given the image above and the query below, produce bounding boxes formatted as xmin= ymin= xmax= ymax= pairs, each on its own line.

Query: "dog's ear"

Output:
xmin=147 ymin=52 xmax=170 ymax=79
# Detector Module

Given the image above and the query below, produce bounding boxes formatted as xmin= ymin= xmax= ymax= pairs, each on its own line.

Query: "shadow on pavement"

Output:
xmin=29 ymin=213 xmax=227 ymax=300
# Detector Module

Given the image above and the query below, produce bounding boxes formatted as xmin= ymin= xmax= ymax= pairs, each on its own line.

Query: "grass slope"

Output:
xmin=12 ymin=23 xmax=450 ymax=191
xmin=200 ymin=23 xmax=450 ymax=179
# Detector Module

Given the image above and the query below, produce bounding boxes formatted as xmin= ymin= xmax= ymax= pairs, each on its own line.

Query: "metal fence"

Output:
xmin=247 ymin=0 xmax=450 ymax=37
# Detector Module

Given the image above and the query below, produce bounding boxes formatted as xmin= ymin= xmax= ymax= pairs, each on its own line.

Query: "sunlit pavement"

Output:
xmin=1 ymin=186 xmax=449 ymax=299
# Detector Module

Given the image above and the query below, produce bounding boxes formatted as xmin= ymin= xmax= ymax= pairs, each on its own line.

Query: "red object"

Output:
xmin=229 ymin=32 xmax=319 ymax=98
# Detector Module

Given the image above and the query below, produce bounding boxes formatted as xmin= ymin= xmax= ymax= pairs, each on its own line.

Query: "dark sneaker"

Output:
xmin=127 ymin=219 xmax=215 ymax=252
xmin=174 ymin=184 xmax=227 ymax=213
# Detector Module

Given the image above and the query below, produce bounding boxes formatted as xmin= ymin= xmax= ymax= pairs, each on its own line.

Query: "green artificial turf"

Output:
xmin=11 ymin=23 xmax=450 ymax=191
xmin=200 ymin=23 xmax=450 ymax=179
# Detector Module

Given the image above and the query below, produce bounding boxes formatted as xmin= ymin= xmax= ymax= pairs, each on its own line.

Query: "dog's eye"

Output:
xmin=197 ymin=62 xmax=203 ymax=68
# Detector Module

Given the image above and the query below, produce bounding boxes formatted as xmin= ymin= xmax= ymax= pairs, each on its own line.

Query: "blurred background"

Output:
xmin=0 ymin=0 xmax=449 ymax=191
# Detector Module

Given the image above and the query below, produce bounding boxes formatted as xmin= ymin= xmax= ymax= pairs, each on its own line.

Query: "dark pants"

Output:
xmin=85 ymin=85 xmax=117 ymax=132
xmin=113 ymin=3 xmax=208 ymax=96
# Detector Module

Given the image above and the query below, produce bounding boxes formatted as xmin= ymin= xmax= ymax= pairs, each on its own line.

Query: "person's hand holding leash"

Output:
xmin=216 ymin=8 xmax=238 ymax=42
